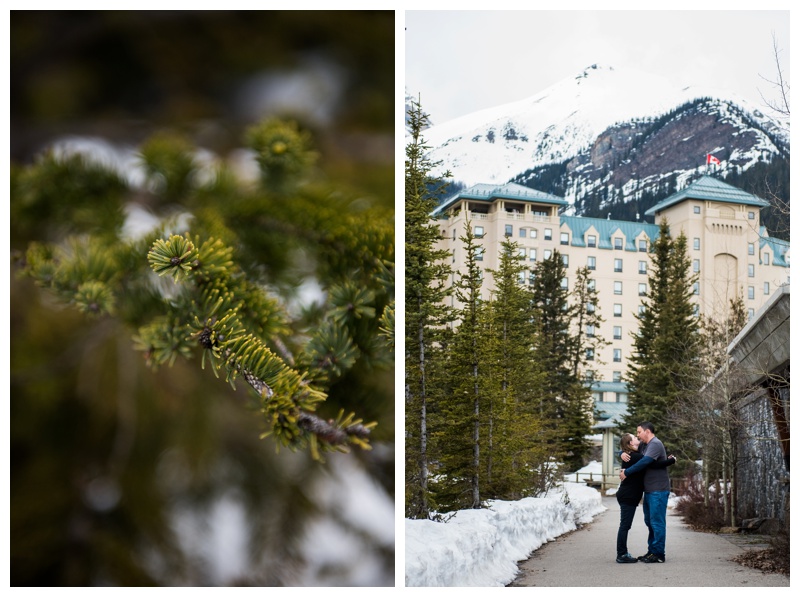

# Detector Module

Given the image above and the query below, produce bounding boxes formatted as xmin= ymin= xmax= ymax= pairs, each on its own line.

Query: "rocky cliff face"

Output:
xmin=515 ymin=97 xmax=789 ymax=219
xmin=415 ymin=65 xmax=789 ymax=225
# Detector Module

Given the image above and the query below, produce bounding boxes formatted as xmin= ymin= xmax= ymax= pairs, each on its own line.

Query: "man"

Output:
xmin=618 ymin=422 xmax=670 ymax=563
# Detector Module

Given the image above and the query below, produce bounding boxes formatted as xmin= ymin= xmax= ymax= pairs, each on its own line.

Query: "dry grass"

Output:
xmin=674 ymin=483 xmax=789 ymax=577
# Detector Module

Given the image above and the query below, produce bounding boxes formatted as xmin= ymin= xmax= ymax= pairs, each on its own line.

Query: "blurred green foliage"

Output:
xmin=11 ymin=11 xmax=394 ymax=141
xmin=10 ymin=10 xmax=395 ymax=587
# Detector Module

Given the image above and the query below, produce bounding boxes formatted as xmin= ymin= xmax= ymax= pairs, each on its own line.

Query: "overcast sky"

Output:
xmin=405 ymin=9 xmax=791 ymax=124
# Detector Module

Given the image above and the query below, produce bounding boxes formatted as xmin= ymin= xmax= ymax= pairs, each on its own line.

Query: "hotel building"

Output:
xmin=433 ymin=176 xmax=790 ymax=419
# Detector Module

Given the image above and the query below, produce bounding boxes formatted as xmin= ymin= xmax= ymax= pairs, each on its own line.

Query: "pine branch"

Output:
xmin=15 ymin=116 xmax=391 ymax=462
xmin=147 ymin=233 xmax=375 ymax=457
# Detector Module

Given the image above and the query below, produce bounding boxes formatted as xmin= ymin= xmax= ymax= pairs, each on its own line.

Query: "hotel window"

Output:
xmin=693 ymin=259 xmax=700 ymax=273
xmin=518 ymin=272 xmax=525 ymax=284
xmin=748 ymin=286 xmax=755 ymax=300
xmin=693 ymin=304 xmax=700 ymax=316
xmin=748 ymin=243 xmax=755 ymax=256
xmin=764 ymin=253 xmax=770 ymax=265
xmin=530 ymin=248 xmax=537 ymax=262
xmin=748 ymin=308 xmax=755 ymax=319
xmin=694 ymin=206 xmax=701 ymax=214
xmin=638 ymin=239 xmax=647 ymax=252
xmin=586 ymin=348 xmax=594 ymax=361
xmin=614 ymin=281 xmax=623 ymax=295
xmin=588 ymin=234 xmax=597 ymax=248
xmin=613 ymin=371 xmax=622 ymax=382
xmin=614 ymin=237 xmax=623 ymax=250
xmin=518 ymin=248 xmax=526 ymax=258
xmin=505 ymin=224 xmax=513 ymax=237
xmin=561 ymin=277 xmax=568 ymax=290
xmin=475 ymin=225 xmax=484 ymax=238
xmin=585 ymin=371 xmax=594 ymax=382
xmin=544 ymin=249 xmax=552 ymax=260
xmin=748 ymin=264 xmax=755 ymax=278
xmin=531 ymin=229 xmax=538 ymax=239
xmin=587 ymin=279 xmax=596 ymax=290
xmin=639 ymin=261 xmax=647 ymax=274
xmin=614 ymin=303 xmax=622 ymax=317
xmin=544 ymin=228 xmax=552 ymax=240
xmin=693 ymin=282 xmax=700 ymax=295
xmin=562 ymin=254 xmax=569 ymax=267
xmin=639 ymin=283 xmax=647 ymax=296
xmin=476 ymin=247 xmax=484 ymax=261
xmin=764 ymin=282 xmax=770 ymax=295
xmin=693 ymin=238 xmax=700 ymax=250
xmin=519 ymin=228 xmax=527 ymax=238
xmin=593 ymin=392 xmax=603 ymax=402
xmin=614 ymin=258 xmax=623 ymax=272
xmin=528 ymin=272 xmax=536 ymax=284
xmin=748 ymin=211 xmax=755 ymax=220
xmin=560 ymin=232 xmax=569 ymax=245
xmin=638 ymin=305 xmax=646 ymax=315
xmin=586 ymin=324 xmax=595 ymax=338
xmin=613 ymin=349 xmax=622 ymax=362
xmin=587 ymin=256 xmax=596 ymax=270
xmin=616 ymin=393 xmax=626 ymax=402
xmin=587 ymin=303 xmax=596 ymax=314
xmin=613 ymin=326 xmax=622 ymax=340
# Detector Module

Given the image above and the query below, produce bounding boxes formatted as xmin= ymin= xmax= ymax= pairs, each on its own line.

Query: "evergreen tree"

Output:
xmin=404 ymin=97 xmax=453 ymax=518
xmin=529 ymin=250 xmax=591 ymax=470
xmin=436 ymin=219 xmax=485 ymax=510
xmin=484 ymin=239 xmax=547 ymax=499
xmin=625 ymin=219 xmax=700 ymax=450
xmin=569 ymin=265 xmax=609 ymax=380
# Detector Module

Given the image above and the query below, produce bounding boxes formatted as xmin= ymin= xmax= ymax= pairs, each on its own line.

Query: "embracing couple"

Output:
xmin=615 ymin=421 xmax=675 ymax=564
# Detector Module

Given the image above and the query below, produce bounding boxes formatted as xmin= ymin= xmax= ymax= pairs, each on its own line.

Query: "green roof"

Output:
xmin=590 ymin=380 xmax=629 ymax=394
xmin=562 ymin=215 xmax=661 ymax=251
xmin=760 ymin=229 xmax=790 ymax=267
xmin=645 ymin=175 xmax=770 ymax=216
xmin=434 ymin=182 xmax=568 ymax=215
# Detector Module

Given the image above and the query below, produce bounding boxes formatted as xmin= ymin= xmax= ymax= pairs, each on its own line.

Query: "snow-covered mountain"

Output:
xmin=414 ymin=64 xmax=789 ymax=219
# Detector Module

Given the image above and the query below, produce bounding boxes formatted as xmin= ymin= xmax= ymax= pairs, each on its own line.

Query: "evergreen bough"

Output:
xmin=16 ymin=117 xmax=393 ymax=461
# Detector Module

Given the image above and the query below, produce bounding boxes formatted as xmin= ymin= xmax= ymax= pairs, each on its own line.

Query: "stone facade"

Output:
xmin=727 ymin=286 xmax=790 ymax=528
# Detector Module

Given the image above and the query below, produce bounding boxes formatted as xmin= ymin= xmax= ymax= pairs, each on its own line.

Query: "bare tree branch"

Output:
xmin=758 ymin=32 xmax=790 ymax=117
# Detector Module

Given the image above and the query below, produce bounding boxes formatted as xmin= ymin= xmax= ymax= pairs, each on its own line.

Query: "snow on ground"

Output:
xmin=405 ymin=481 xmax=605 ymax=587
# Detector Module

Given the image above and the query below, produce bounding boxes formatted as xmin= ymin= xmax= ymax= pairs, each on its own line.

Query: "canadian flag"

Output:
xmin=707 ymin=154 xmax=721 ymax=165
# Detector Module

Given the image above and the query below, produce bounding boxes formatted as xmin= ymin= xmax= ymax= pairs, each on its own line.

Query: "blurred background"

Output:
xmin=9 ymin=10 xmax=395 ymax=586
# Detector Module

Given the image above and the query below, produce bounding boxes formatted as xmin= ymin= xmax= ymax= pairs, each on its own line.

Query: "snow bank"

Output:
xmin=405 ymin=482 xmax=605 ymax=587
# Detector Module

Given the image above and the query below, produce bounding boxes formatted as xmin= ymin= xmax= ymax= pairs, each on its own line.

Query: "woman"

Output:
xmin=616 ymin=433 xmax=675 ymax=563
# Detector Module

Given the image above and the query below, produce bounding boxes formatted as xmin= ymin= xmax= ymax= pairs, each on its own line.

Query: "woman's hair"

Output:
xmin=619 ymin=433 xmax=636 ymax=453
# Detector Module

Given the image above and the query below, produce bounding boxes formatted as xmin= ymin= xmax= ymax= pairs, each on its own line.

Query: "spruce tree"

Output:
xmin=570 ymin=266 xmax=609 ymax=381
xmin=404 ymin=98 xmax=453 ymax=518
xmin=625 ymin=219 xmax=700 ymax=450
xmin=484 ymin=239 xmax=547 ymax=499
xmin=529 ymin=249 xmax=591 ymax=470
xmin=436 ymin=219 xmax=485 ymax=510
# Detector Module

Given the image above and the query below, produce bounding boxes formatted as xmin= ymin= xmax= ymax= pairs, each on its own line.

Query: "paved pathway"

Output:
xmin=508 ymin=495 xmax=789 ymax=587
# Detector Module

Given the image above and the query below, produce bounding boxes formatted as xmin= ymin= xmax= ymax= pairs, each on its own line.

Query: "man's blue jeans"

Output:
xmin=642 ymin=490 xmax=670 ymax=557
